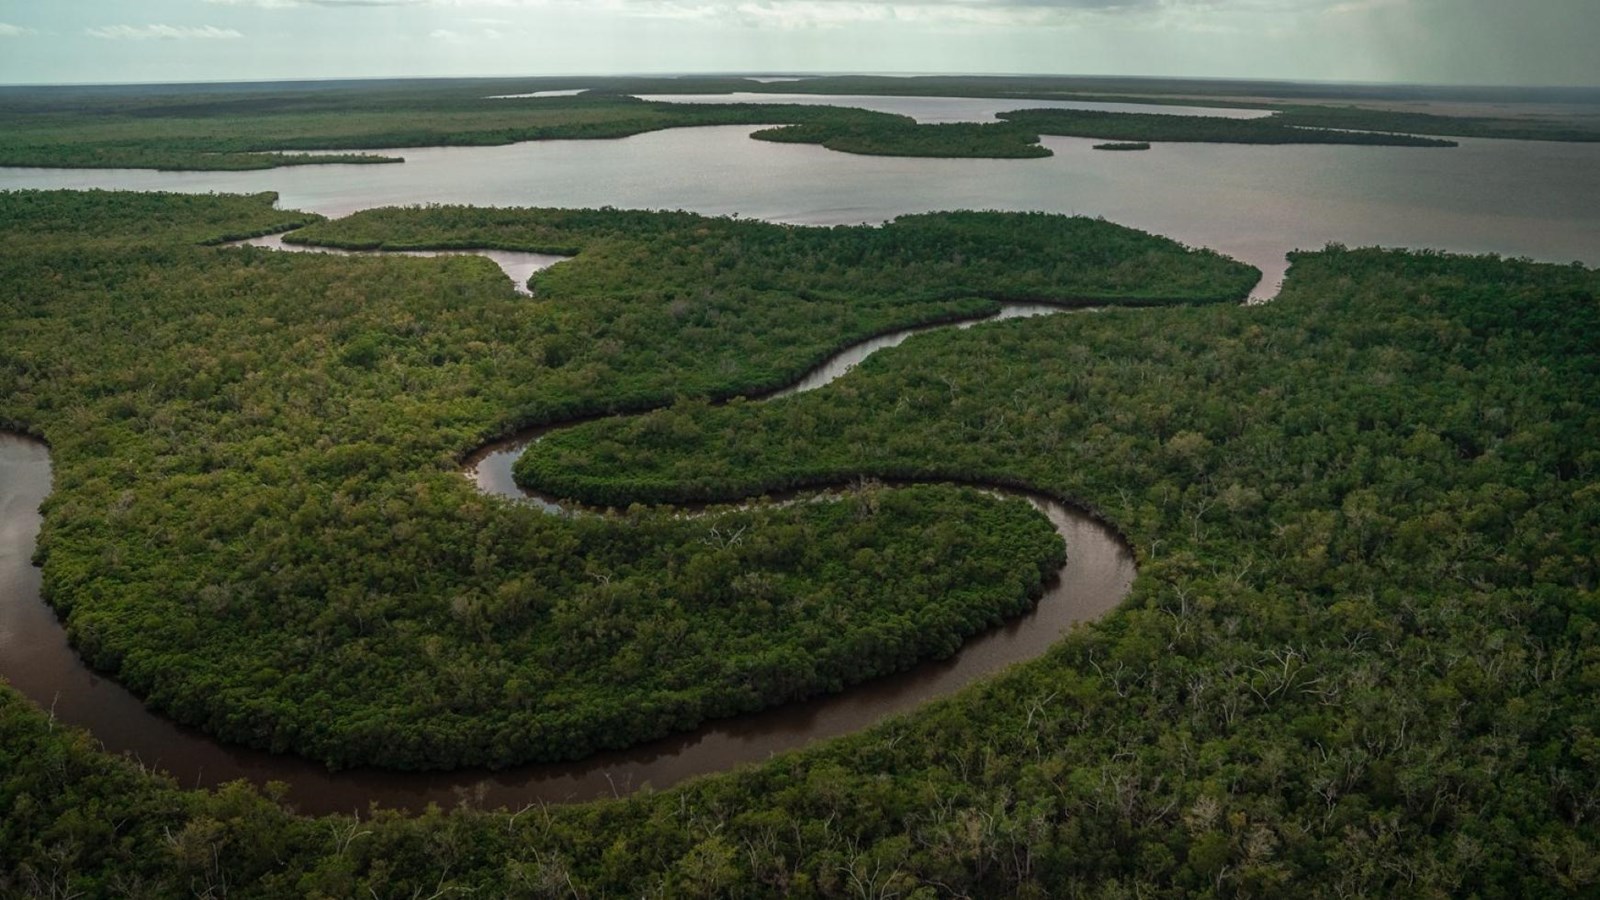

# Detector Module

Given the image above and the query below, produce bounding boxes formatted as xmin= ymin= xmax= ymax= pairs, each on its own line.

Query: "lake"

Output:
xmin=3 ymin=94 xmax=1597 ymax=298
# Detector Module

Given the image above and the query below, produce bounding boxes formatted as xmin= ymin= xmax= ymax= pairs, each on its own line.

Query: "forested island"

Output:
xmin=1 ymin=184 xmax=1597 ymax=895
xmin=749 ymin=120 xmax=1051 ymax=158
xmin=1000 ymin=108 xmax=1457 ymax=146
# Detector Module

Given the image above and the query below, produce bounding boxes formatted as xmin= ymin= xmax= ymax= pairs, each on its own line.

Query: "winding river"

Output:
xmin=0 ymin=240 xmax=1136 ymax=816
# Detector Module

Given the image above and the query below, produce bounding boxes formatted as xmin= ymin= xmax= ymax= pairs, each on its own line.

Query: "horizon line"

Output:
xmin=2 ymin=71 xmax=1599 ymax=94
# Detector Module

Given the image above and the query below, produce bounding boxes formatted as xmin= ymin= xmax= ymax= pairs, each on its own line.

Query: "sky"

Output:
xmin=0 ymin=0 xmax=1596 ymax=87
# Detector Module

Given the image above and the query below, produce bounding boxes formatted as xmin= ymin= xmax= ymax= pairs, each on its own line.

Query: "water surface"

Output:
xmin=631 ymin=92 xmax=1272 ymax=124
xmin=487 ymin=89 xmax=589 ymax=99
xmin=5 ymin=124 xmax=1594 ymax=300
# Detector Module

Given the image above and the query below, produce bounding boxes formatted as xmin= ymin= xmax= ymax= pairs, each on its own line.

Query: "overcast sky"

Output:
xmin=1 ymin=0 xmax=1596 ymax=87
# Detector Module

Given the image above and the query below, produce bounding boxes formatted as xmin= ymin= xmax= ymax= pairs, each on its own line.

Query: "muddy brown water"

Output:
xmin=0 ymin=298 xmax=1134 ymax=816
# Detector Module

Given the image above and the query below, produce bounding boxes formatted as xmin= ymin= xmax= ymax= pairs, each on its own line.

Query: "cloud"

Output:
xmin=483 ymin=0 xmax=1170 ymax=29
xmin=205 ymin=0 xmax=1164 ymax=12
xmin=205 ymin=0 xmax=428 ymax=7
xmin=1321 ymin=0 xmax=1407 ymax=13
xmin=86 ymin=24 xmax=245 ymax=40
xmin=197 ymin=0 xmax=1364 ymax=12
xmin=431 ymin=25 xmax=514 ymax=40
xmin=0 ymin=22 xmax=35 ymax=37
xmin=192 ymin=0 xmax=1397 ymax=32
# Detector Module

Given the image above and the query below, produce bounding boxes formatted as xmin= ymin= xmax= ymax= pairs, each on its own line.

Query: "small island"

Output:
xmin=1093 ymin=141 xmax=1152 ymax=151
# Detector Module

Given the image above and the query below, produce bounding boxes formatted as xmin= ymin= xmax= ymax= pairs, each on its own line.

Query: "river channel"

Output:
xmin=0 ymin=280 xmax=1136 ymax=815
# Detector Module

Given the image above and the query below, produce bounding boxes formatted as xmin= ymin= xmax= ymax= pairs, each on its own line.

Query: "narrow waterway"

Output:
xmin=0 ymin=288 xmax=1136 ymax=816
xmin=232 ymin=232 xmax=570 ymax=295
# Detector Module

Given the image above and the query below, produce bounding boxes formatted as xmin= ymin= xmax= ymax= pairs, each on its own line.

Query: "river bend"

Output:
xmin=0 ymin=245 xmax=1136 ymax=815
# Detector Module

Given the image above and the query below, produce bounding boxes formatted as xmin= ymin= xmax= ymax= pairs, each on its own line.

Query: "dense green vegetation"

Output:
xmin=1000 ymin=108 xmax=1457 ymax=146
xmin=1094 ymin=142 xmax=1152 ymax=151
xmin=289 ymin=204 xmax=1258 ymax=308
xmin=751 ymin=120 xmax=1048 ymax=158
xmin=0 ymin=191 xmax=1247 ymax=773
xmin=1270 ymin=104 xmax=1600 ymax=143
xmin=0 ymin=188 xmax=321 ymax=243
xmin=4 ymin=225 xmax=1596 ymax=894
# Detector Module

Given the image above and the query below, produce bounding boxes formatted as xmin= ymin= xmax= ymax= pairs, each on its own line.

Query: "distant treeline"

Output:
xmin=627 ymin=74 xmax=1600 ymax=142
xmin=1 ymin=83 xmax=1503 ymax=172
xmin=1274 ymin=104 xmax=1600 ymax=143
xmin=1000 ymin=108 xmax=1458 ymax=146
xmin=0 ymin=91 xmax=1059 ymax=169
